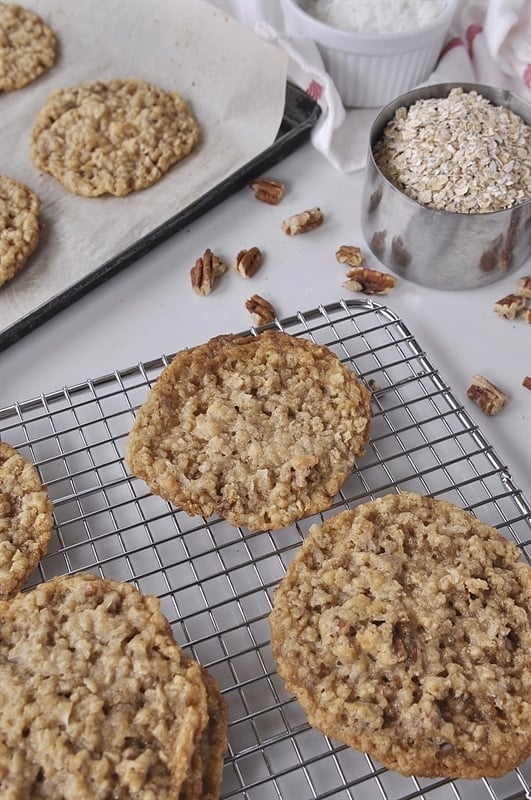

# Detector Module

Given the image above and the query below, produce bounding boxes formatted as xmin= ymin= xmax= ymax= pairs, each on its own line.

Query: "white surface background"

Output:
xmin=1 ymin=139 xmax=530 ymax=504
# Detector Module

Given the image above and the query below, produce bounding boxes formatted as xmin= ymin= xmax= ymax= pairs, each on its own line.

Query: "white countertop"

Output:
xmin=1 ymin=140 xmax=530 ymax=502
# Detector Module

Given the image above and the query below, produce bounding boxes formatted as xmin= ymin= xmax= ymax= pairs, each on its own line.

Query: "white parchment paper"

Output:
xmin=0 ymin=0 xmax=288 ymax=336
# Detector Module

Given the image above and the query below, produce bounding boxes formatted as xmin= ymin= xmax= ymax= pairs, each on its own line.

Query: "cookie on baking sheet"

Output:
xmin=0 ymin=572 xmax=209 ymax=798
xmin=0 ymin=441 xmax=53 ymax=599
xmin=179 ymin=661 xmax=228 ymax=800
xmin=0 ymin=3 xmax=56 ymax=92
xmin=125 ymin=330 xmax=372 ymax=532
xmin=269 ymin=491 xmax=531 ymax=779
xmin=0 ymin=176 xmax=41 ymax=288
xmin=30 ymin=78 xmax=200 ymax=197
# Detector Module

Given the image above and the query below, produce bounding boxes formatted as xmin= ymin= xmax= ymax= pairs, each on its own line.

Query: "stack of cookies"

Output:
xmin=0 ymin=572 xmax=227 ymax=799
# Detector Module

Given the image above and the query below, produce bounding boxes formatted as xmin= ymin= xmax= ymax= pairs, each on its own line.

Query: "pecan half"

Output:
xmin=190 ymin=248 xmax=227 ymax=295
xmin=281 ymin=207 xmax=324 ymax=235
xmin=343 ymin=266 xmax=397 ymax=295
xmin=245 ymin=294 xmax=276 ymax=326
xmin=233 ymin=246 xmax=263 ymax=278
xmin=466 ymin=374 xmax=508 ymax=416
xmin=336 ymin=245 xmax=364 ymax=267
xmin=493 ymin=293 xmax=526 ymax=319
xmin=249 ymin=177 xmax=285 ymax=205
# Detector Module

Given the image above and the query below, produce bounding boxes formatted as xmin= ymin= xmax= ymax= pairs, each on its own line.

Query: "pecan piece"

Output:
xmin=343 ymin=266 xmax=397 ymax=295
xmin=248 ymin=177 xmax=285 ymax=205
xmin=233 ymin=246 xmax=263 ymax=278
xmin=392 ymin=622 xmax=417 ymax=664
xmin=281 ymin=207 xmax=324 ymax=235
xmin=190 ymin=248 xmax=227 ymax=295
xmin=516 ymin=275 xmax=531 ymax=299
xmin=493 ymin=293 xmax=526 ymax=319
xmin=336 ymin=245 xmax=364 ymax=267
xmin=522 ymin=376 xmax=531 ymax=390
xmin=245 ymin=294 xmax=276 ymax=326
xmin=466 ymin=374 xmax=508 ymax=416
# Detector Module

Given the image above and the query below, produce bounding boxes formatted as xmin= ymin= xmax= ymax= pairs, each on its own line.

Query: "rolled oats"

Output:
xmin=374 ymin=88 xmax=531 ymax=213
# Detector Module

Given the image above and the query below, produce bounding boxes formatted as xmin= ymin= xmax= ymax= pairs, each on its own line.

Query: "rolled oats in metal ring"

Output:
xmin=374 ymin=88 xmax=531 ymax=214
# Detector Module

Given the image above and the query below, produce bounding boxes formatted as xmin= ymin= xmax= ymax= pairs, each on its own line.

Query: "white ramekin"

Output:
xmin=280 ymin=0 xmax=458 ymax=108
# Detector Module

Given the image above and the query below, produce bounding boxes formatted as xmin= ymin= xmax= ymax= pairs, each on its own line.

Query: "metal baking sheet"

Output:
xmin=0 ymin=81 xmax=319 ymax=352
xmin=1 ymin=299 xmax=530 ymax=800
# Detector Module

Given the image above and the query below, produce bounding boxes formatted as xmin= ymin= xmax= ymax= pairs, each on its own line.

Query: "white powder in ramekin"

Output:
xmin=300 ymin=0 xmax=447 ymax=33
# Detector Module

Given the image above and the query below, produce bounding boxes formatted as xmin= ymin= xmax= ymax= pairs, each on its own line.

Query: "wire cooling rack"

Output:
xmin=1 ymin=299 xmax=530 ymax=800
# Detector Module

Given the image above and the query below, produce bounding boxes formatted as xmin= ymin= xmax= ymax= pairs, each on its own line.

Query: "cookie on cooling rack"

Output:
xmin=0 ymin=3 xmax=56 ymax=92
xmin=125 ymin=330 xmax=372 ymax=532
xmin=0 ymin=572 xmax=212 ymax=798
xmin=30 ymin=78 xmax=200 ymax=197
xmin=0 ymin=176 xmax=41 ymax=288
xmin=0 ymin=440 xmax=53 ymax=599
xmin=269 ymin=491 xmax=531 ymax=779
xmin=180 ymin=660 xmax=228 ymax=800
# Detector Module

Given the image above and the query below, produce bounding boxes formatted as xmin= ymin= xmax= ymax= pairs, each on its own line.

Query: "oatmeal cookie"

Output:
xmin=30 ymin=78 xmax=200 ymax=197
xmin=125 ymin=331 xmax=372 ymax=532
xmin=0 ymin=3 xmax=56 ymax=92
xmin=269 ymin=492 xmax=531 ymax=778
xmin=0 ymin=572 xmax=209 ymax=798
xmin=0 ymin=176 xmax=41 ymax=287
xmin=179 ymin=663 xmax=228 ymax=800
xmin=0 ymin=441 xmax=53 ymax=599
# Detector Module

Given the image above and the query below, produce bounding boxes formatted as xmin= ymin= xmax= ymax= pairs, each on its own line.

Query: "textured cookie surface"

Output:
xmin=0 ymin=2 xmax=56 ymax=91
xmin=269 ymin=491 xmax=531 ymax=778
xmin=0 ymin=572 xmax=208 ymax=798
xmin=30 ymin=78 xmax=200 ymax=197
xmin=125 ymin=331 xmax=372 ymax=531
xmin=0 ymin=176 xmax=41 ymax=287
xmin=179 ymin=663 xmax=228 ymax=800
xmin=0 ymin=441 xmax=53 ymax=598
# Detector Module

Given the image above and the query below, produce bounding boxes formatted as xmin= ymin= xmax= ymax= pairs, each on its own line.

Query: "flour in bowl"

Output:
xmin=300 ymin=0 xmax=448 ymax=34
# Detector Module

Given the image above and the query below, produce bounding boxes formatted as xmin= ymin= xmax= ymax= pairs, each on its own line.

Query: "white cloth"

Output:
xmin=254 ymin=0 xmax=531 ymax=172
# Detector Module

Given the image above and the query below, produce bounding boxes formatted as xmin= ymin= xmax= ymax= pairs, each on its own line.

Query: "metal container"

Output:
xmin=361 ymin=83 xmax=531 ymax=290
